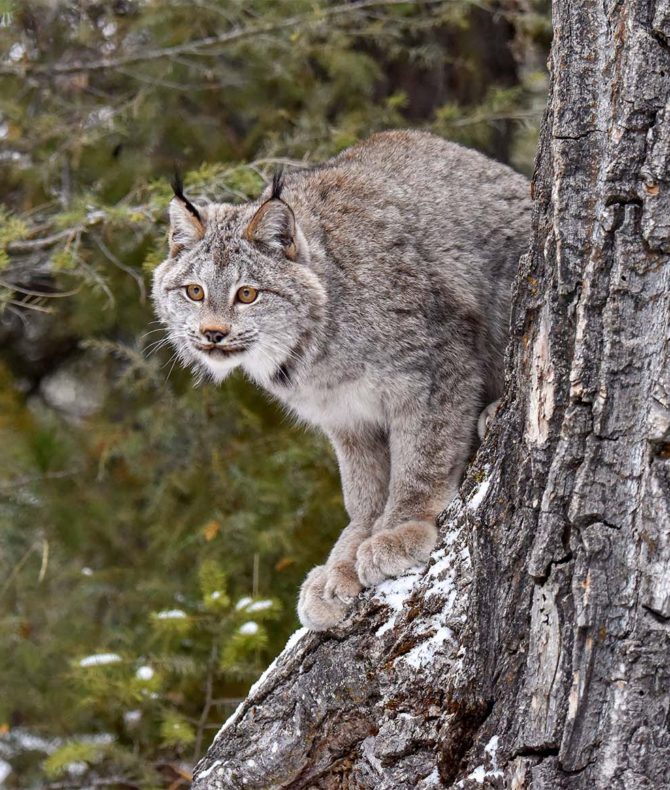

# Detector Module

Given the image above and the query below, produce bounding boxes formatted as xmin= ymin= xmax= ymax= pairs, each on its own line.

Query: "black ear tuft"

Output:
xmin=271 ymin=169 xmax=285 ymax=201
xmin=170 ymin=166 xmax=202 ymax=223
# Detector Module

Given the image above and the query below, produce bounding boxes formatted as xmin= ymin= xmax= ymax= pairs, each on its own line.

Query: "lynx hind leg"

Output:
xmin=477 ymin=399 xmax=500 ymax=440
xmin=356 ymin=520 xmax=438 ymax=588
xmin=297 ymin=562 xmax=362 ymax=631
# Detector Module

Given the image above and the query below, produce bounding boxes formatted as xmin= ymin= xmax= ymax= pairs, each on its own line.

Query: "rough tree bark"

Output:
xmin=193 ymin=1 xmax=670 ymax=787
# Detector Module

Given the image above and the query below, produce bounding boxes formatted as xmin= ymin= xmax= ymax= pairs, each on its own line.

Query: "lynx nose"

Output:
xmin=201 ymin=324 xmax=230 ymax=344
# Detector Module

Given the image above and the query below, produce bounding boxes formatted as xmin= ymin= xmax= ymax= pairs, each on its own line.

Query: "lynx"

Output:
xmin=152 ymin=130 xmax=531 ymax=630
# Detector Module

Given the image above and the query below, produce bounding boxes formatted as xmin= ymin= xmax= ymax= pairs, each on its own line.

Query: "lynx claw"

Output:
xmin=478 ymin=398 xmax=500 ymax=440
xmin=356 ymin=520 xmax=438 ymax=587
xmin=323 ymin=560 xmax=362 ymax=604
xmin=298 ymin=564 xmax=351 ymax=631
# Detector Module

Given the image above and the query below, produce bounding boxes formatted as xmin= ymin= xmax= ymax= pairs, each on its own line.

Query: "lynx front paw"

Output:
xmin=297 ymin=562 xmax=361 ymax=631
xmin=356 ymin=520 xmax=438 ymax=587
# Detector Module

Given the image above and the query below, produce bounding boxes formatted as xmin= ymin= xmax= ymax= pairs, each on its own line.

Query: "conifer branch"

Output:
xmin=0 ymin=0 xmax=450 ymax=76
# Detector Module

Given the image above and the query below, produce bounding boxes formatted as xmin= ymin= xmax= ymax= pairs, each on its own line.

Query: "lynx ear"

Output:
xmin=168 ymin=172 xmax=205 ymax=256
xmin=243 ymin=173 xmax=297 ymax=260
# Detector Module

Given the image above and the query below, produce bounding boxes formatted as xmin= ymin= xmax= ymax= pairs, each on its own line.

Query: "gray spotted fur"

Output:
xmin=152 ymin=130 xmax=531 ymax=630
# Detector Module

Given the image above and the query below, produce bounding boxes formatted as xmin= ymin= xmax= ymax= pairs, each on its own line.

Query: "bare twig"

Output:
xmin=193 ymin=644 xmax=217 ymax=760
xmin=7 ymin=298 xmax=53 ymax=314
xmin=6 ymin=227 xmax=77 ymax=253
xmin=91 ymin=233 xmax=146 ymax=303
xmin=6 ymin=211 xmax=105 ymax=254
xmin=0 ymin=278 xmax=81 ymax=298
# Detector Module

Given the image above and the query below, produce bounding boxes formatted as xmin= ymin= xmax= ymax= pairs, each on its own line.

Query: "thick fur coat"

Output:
xmin=152 ymin=131 xmax=531 ymax=630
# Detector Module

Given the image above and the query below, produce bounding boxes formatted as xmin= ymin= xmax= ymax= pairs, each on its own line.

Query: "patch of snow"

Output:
xmin=426 ymin=554 xmax=451 ymax=580
xmin=66 ymin=761 xmax=87 ymax=777
xmin=374 ymin=569 xmax=422 ymax=636
xmin=0 ymin=759 xmax=12 ymax=784
xmin=239 ymin=621 xmax=259 ymax=636
xmin=197 ymin=759 xmax=224 ymax=780
xmin=136 ymin=665 xmax=154 ymax=681
xmin=283 ymin=627 xmax=309 ymax=654
xmin=123 ymin=710 xmax=141 ymax=727
xmin=485 ymin=734 xmax=499 ymax=762
xmin=428 ymin=577 xmax=458 ymax=605
xmin=400 ymin=625 xmax=453 ymax=669
xmin=468 ymin=477 xmax=491 ymax=511
xmin=463 ymin=764 xmax=504 ymax=784
xmin=101 ymin=21 xmax=117 ymax=38
xmin=155 ymin=609 xmax=186 ymax=619
xmin=8 ymin=43 xmax=25 ymax=62
xmin=456 ymin=737 xmax=503 ymax=786
xmin=235 ymin=596 xmax=253 ymax=610
xmin=0 ymin=729 xmax=61 ymax=755
xmin=247 ymin=599 xmax=273 ymax=612
xmin=85 ymin=106 xmax=114 ymax=130
xmin=79 ymin=653 xmax=121 ymax=668
xmin=418 ymin=767 xmax=441 ymax=788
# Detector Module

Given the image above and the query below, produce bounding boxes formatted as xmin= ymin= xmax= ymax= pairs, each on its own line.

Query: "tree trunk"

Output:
xmin=193 ymin=1 xmax=670 ymax=787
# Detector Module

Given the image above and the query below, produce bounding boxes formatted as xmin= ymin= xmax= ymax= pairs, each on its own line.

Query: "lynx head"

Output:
xmin=152 ymin=172 xmax=326 ymax=386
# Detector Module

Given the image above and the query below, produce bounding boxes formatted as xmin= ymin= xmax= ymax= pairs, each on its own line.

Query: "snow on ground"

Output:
xmin=239 ymin=621 xmax=259 ymax=635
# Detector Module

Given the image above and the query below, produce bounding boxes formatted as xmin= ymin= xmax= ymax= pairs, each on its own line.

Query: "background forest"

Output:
xmin=0 ymin=1 xmax=549 ymax=787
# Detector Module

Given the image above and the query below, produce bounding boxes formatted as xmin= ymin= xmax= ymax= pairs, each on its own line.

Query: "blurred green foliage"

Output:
xmin=0 ymin=0 xmax=549 ymax=786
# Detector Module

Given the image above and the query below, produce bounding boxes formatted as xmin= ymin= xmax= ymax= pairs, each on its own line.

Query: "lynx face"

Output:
xmin=151 ymin=177 xmax=325 ymax=386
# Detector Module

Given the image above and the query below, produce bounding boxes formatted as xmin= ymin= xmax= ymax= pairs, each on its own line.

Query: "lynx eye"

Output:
xmin=185 ymin=284 xmax=205 ymax=302
xmin=237 ymin=286 xmax=258 ymax=304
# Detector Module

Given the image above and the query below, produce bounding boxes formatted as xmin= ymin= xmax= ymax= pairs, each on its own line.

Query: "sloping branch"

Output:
xmin=192 ymin=498 xmax=477 ymax=789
